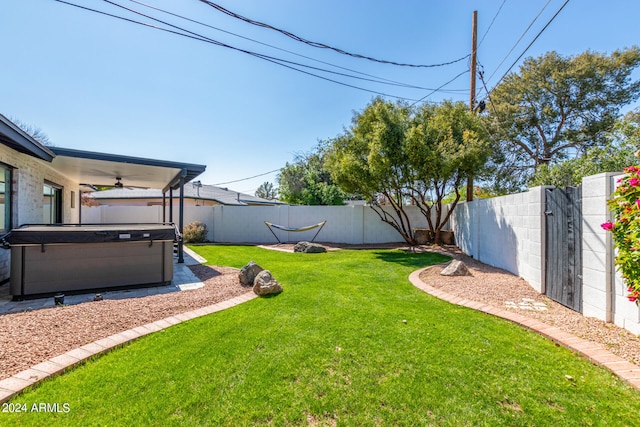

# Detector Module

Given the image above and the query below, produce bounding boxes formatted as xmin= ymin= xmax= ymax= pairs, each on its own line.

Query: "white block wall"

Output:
xmin=581 ymin=173 xmax=616 ymax=322
xmin=211 ymin=204 xmax=448 ymax=244
xmin=581 ymin=172 xmax=640 ymax=335
xmin=450 ymin=187 xmax=545 ymax=292
xmin=84 ymin=204 xmax=449 ymax=245
xmin=83 ymin=205 xmax=164 ymax=224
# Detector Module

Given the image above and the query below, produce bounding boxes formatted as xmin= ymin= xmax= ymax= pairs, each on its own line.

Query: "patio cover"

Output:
xmin=49 ymin=147 xmax=205 ymax=193
xmin=49 ymin=147 xmax=206 ymax=262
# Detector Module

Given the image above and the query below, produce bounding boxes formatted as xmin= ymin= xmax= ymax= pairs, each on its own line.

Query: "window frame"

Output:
xmin=43 ymin=181 xmax=63 ymax=224
xmin=0 ymin=163 xmax=13 ymax=234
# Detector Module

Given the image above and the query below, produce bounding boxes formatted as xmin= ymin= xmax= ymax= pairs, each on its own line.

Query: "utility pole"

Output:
xmin=467 ymin=10 xmax=478 ymax=202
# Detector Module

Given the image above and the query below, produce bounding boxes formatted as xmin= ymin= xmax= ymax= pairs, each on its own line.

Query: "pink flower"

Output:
xmin=629 ymin=177 xmax=640 ymax=187
xmin=630 ymin=296 xmax=638 ymax=302
xmin=601 ymin=222 xmax=615 ymax=231
xmin=637 ymin=199 xmax=640 ymax=209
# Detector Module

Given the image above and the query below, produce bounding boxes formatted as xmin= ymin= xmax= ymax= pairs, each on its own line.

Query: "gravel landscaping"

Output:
xmin=0 ymin=244 xmax=638 ymax=382
xmin=419 ymin=247 xmax=640 ymax=367
xmin=0 ymin=265 xmax=250 ymax=381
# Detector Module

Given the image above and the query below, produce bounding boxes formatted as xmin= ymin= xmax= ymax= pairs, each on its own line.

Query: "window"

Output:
xmin=0 ymin=165 xmax=12 ymax=233
xmin=43 ymin=182 xmax=62 ymax=224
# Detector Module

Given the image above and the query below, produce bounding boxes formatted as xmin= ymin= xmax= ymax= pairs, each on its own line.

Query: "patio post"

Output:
xmin=169 ymin=188 xmax=174 ymax=223
xmin=178 ymin=169 xmax=186 ymax=263
xmin=162 ymin=191 xmax=166 ymax=223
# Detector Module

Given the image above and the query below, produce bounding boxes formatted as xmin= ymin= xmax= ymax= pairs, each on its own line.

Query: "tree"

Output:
xmin=487 ymin=48 xmax=640 ymax=190
xmin=10 ymin=118 xmax=54 ymax=146
xmin=255 ymin=181 xmax=277 ymax=200
xmin=277 ymin=142 xmax=346 ymax=205
xmin=326 ymin=98 xmax=491 ymax=245
xmin=530 ymin=109 xmax=640 ymax=187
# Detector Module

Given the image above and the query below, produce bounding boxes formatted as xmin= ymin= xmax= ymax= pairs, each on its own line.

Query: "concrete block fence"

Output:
xmin=81 ymin=172 xmax=640 ymax=335
xmin=83 ymin=204 xmax=446 ymax=245
xmin=450 ymin=187 xmax=545 ymax=292
xmin=451 ymin=173 xmax=639 ymax=335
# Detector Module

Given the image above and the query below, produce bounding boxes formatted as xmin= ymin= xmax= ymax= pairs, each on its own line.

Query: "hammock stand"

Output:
xmin=264 ymin=220 xmax=326 ymax=244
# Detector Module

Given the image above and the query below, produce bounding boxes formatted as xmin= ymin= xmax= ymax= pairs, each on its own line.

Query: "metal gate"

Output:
xmin=544 ymin=186 xmax=583 ymax=312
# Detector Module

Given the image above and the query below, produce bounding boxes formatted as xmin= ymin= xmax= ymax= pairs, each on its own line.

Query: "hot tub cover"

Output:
xmin=7 ymin=224 xmax=178 ymax=245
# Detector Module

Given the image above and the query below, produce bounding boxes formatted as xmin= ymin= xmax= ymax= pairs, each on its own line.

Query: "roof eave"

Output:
xmin=0 ymin=114 xmax=56 ymax=161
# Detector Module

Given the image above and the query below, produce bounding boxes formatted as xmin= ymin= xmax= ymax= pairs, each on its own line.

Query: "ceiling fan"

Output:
xmin=80 ymin=172 xmax=150 ymax=192
xmin=109 ymin=176 xmax=150 ymax=190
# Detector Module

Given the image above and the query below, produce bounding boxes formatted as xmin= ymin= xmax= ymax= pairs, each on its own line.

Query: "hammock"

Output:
xmin=264 ymin=220 xmax=326 ymax=244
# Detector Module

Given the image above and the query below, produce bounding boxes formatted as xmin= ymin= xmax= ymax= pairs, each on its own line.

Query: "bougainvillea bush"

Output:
xmin=602 ymin=163 xmax=640 ymax=304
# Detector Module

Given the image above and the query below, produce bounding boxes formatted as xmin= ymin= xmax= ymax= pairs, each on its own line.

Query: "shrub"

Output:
xmin=602 ymin=161 xmax=640 ymax=304
xmin=183 ymin=221 xmax=208 ymax=243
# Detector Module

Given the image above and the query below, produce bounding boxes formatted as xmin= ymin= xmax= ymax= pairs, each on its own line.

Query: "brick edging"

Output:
xmin=0 ymin=292 xmax=257 ymax=404
xmin=408 ymin=267 xmax=640 ymax=391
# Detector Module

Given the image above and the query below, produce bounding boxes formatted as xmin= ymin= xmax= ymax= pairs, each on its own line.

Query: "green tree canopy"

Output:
xmin=277 ymin=142 xmax=346 ymax=205
xmin=255 ymin=181 xmax=277 ymax=200
xmin=487 ymin=47 xmax=640 ymax=191
xmin=530 ymin=109 xmax=640 ymax=187
xmin=326 ymin=98 xmax=490 ymax=245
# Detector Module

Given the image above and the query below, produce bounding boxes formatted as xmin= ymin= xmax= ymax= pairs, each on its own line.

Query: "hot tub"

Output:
xmin=7 ymin=224 xmax=177 ymax=298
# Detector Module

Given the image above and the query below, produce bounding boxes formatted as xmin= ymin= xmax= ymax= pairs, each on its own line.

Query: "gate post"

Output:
xmin=580 ymin=172 xmax=620 ymax=322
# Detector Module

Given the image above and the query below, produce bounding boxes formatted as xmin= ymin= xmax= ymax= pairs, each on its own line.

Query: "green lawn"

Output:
xmin=2 ymin=245 xmax=640 ymax=426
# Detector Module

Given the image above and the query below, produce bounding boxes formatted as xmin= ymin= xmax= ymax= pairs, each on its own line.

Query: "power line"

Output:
xmin=484 ymin=0 xmax=552 ymax=87
xmin=477 ymin=0 xmax=507 ymax=48
xmin=53 ymin=0 xmax=420 ymax=101
xmin=130 ymin=0 xmax=466 ymax=92
xmin=107 ymin=0 xmax=411 ymax=89
xmin=198 ymin=0 xmax=470 ymax=68
xmin=484 ymin=0 xmax=571 ymax=98
xmin=410 ymin=69 xmax=470 ymax=107
xmin=213 ymin=168 xmax=282 ymax=186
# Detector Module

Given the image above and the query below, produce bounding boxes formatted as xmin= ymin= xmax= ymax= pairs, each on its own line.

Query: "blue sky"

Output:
xmin=3 ymin=0 xmax=640 ymax=194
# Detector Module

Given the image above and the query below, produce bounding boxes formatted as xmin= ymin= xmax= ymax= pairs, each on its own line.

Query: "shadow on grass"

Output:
xmin=372 ymin=249 xmax=450 ymax=268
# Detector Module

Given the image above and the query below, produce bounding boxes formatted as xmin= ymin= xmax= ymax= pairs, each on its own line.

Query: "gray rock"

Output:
xmin=293 ymin=241 xmax=327 ymax=253
xmin=440 ymin=260 xmax=472 ymax=276
xmin=252 ymin=270 xmax=283 ymax=296
xmin=239 ymin=261 xmax=264 ymax=286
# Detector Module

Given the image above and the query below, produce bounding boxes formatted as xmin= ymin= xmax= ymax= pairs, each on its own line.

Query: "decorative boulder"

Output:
xmin=440 ymin=260 xmax=472 ymax=276
xmin=253 ymin=270 xmax=283 ymax=296
xmin=293 ymin=241 xmax=327 ymax=253
xmin=239 ymin=261 xmax=264 ymax=286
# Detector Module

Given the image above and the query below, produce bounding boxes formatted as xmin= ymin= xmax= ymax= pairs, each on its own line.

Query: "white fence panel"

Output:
xmin=84 ymin=204 xmax=449 ymax=245
xmin=82 ymin=206 xmax=163 ymax=223
xmin=184 ymin=206 xmax=214 ymax=241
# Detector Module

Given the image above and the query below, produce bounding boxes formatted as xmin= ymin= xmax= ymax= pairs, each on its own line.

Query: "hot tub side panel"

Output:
xmin=10 ymin=241 xmax=173 ymax=296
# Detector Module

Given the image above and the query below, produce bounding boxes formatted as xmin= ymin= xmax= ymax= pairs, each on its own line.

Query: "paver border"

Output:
xmin=408 ymin=267 xmax=640 ymax=391
xmin=0 ymin=292 xmax=257 ymax=404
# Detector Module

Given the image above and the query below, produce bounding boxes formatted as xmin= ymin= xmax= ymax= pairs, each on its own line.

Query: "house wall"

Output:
xmin=0 ymin=144 xmax=81 ymax=281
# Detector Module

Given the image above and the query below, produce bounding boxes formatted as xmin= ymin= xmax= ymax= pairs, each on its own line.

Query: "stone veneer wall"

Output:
xmin=0 ymin=145 xmax=80 ymax=282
